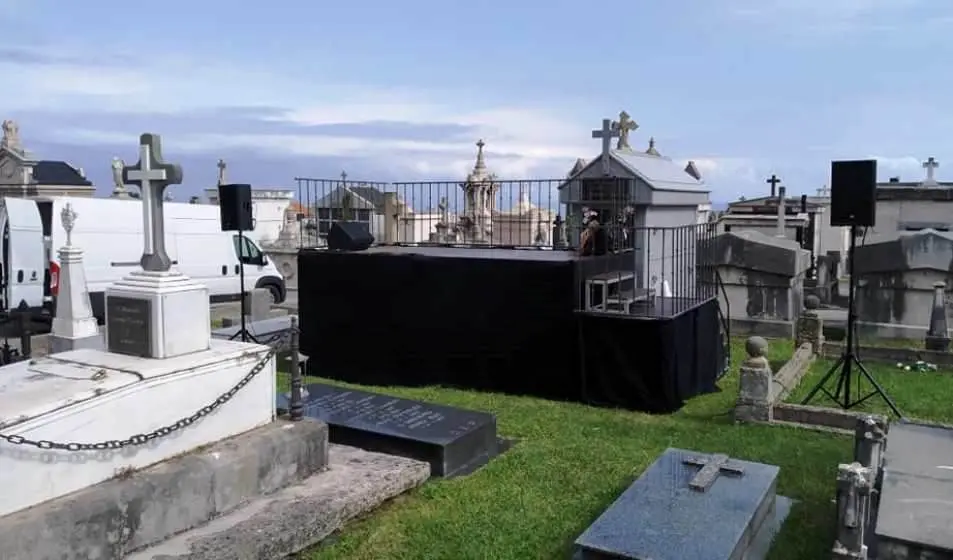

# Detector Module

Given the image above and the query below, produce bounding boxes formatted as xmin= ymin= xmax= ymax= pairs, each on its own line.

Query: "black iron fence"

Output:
xmin=578 ymin=222 xmax=721 ymax=317
xmin=294 ymin=177 xmax=568 ymax=248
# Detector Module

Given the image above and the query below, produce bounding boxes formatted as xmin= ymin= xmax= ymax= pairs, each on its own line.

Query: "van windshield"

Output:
xmin=232 ymin=235 xmax=263 ymax=260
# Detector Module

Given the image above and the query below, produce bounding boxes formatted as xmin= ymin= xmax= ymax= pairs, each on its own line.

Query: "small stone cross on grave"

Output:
xmin=682 ymin=453 xmax=745 ymax=492
xmin=923 ymin=157 xmax=940 ymax=185
xmin=592 ymin=118 xmax=620 ymax=176
xmin=121 ymin=133 xmax=184 ymax=272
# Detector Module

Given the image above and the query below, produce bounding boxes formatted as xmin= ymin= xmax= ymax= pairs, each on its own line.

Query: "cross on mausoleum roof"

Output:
xmin=923 ymin=157 xmax=940 ymax=185
xmin=120 ymin=133 xmax=183 ymax=272
xmin=591 ymin=118 xmax=620 ymax=176
xmin=613 ymin=111 xmax=638 ymax=151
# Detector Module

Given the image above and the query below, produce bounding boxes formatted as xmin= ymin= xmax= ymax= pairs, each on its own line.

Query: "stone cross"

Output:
xmin=766 ymin=174 xmax=781 ymax=198
xmin=591 ymin=119 xmax=620 ymax=176
xmin=121 ymin=133 xmax=183 ymax=272
xmin=923 ymin=157 xmax=939 ymax=184
xmin=341 ymin=170 xmax=348 ymax=184
xmin=613 ymin=111 xmax=638 ymax=150
xmin=217 ymin=158 xmax=227 ymax=186
xmin=61 ymin=203 xmax=76 ymax=246
xmin=683 ymin=453 xmax=745 ymax=492
xmin=816 ymin=184 xmax=831 ymax=197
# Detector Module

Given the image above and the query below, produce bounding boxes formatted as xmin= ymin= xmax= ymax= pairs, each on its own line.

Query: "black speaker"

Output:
xmin=218 ymin=183 xmax=254 ymax=232
xmin=830 ymin=160 xmax=877 ymax=227
xmin=327 ymin=221 xmax=374 ymax=251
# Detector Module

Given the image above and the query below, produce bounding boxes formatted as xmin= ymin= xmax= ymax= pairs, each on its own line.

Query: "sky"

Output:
xmin=2 ymin=0 xmax=952 ymax=204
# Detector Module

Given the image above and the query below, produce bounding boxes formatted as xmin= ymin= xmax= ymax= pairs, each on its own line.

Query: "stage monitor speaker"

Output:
xmin=830 ymin=160 xmax=877 ymax=227
xmin=218 ymin=183 xmax=254 ymax=232
xmin=328 ymin=221 xmax=374 ymax=252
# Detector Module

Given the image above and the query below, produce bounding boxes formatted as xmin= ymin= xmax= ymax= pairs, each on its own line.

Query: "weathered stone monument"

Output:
xmin=706 ymin=230 xmax=812 ymax=337
xmin=574 ymin=448 xmax=792 ymax=559
xmin=854 ymin=229 xmax=953 ymax=339
xmin=49 ymin=203 xmax=103 ymax=352
xmin=735 ymin=336 xmax=773 ymax=423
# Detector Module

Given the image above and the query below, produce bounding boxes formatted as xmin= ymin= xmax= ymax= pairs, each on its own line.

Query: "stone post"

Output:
xmin=51 ymin=203 xmax=103 ymax=353
xmin=776 ymin=186 xmax=787 ymax=238
xmin=925 ymin=281 xmax=950 ymax=351
xmin=735 ymin=336 xmax=773 ymax=423
xmin=831 ymin=462 xmax=872 ymax=560
xmin=382 ymin=192 xmax=399 ymax=244
xmin=796 ymin=294 xmax=824 ymax=353
xmin=853 ymin=415 xmax=887 ymax=484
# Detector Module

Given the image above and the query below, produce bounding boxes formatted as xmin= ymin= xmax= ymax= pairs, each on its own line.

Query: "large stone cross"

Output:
xmin=591 ymin=118 xmax=620 ymax=176
xmin=924 ymin=157 xmax=940 ymax=184
xmin=682 ymin=453 xmax=745 ymax=492
xmin=121 ymin=133 xmax=183 ymax=272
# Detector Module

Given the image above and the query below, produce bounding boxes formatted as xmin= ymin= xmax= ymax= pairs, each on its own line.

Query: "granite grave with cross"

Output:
xmin=574 ymin=448 xmax=793 ymax=560
xmin=0 ymin=133 xmax=278 ymax=520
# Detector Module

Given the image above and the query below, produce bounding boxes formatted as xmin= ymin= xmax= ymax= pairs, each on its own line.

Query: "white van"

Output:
xmin=0 ymin=196 xmax=287 ymax=324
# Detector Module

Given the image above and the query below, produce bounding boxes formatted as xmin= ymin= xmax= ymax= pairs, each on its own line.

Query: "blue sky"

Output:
xmin=2 ymin=0 xmax=952 ymax=203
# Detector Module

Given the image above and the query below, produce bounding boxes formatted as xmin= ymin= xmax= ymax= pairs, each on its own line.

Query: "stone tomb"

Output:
xmin=705 ymin=230 xmax=811 ymax=338
xmin=876 ymin=421 xmax=953 ymax=559
xmin=574 ymin=448 xmax=792 ymax=560
xmin=278 ymin=383 xmax=501 ymax=477
xmin=0 ymin=132 xmax=277 ymax=521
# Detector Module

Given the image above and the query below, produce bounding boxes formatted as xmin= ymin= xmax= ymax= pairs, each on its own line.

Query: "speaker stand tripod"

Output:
xmin=229 ymin=229 xmax=260 ymax=344
xmin=800 ymin=225 xmax=902 ymax=417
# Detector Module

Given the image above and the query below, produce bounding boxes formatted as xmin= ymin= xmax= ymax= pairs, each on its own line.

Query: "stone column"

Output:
xmin=925 ymin=281 xmax=950 ymax=351
xmin=382 ymin=193 xmax=399 ymax=244
xmin=854 ymin=415 xmax=887 ymax=482
xmin=831 ymin=462 xmax=872 ymax=560
xmin=735 ymin=336 xmax=774 ymax=423
xmin=796 ymin=294 xmax=824 ymax=353
xmin=50 ymin=206 xmax=103 ymax=353
xmin=776 ymin=186 xmax=787 ymax=238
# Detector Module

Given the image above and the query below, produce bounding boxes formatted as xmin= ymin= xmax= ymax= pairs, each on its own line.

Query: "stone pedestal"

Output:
xmin=735 ymin=336 xmax=774 ymax=423
xmin=105 ymin=270 xmax=211 ymax=359
xmin=796 ymin=295 xmax=824 ymax=353
xmin=50 ymin=244 xmax=102 ymax=353
xmin=832 ymin=463 xmax=872 ymax=560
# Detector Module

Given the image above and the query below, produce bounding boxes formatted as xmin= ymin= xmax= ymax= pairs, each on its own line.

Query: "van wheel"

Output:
xmin=265 ymin=285 xmax=281 ymax=305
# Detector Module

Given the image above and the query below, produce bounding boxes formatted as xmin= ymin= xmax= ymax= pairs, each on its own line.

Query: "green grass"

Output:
xmin=277 ymin=338 xmax=854 ymax=560
xmin=787 ymin=356 xmax=953 ymax=424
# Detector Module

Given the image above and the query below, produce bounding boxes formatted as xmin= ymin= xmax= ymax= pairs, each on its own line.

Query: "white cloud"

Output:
xmin=8 ymin=44 xmax=599 ymax=180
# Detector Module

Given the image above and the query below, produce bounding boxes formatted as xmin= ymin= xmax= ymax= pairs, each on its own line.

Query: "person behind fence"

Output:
xmin=579 ymin=209 xmax=608 ymax=257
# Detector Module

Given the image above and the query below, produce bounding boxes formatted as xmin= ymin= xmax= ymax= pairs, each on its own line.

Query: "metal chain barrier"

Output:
xmin=0 ymin=330 xmax=295 ymax=452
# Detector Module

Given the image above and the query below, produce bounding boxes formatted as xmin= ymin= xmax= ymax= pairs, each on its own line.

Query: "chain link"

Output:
xmin=0 ymin=330 xmax=294 ymax=452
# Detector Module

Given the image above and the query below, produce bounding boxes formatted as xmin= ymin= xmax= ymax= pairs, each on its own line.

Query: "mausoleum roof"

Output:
xmin=561 ymin=147 xmax=708 ymax=193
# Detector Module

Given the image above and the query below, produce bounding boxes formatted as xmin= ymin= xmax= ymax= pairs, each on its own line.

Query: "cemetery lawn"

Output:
xmin=279 ymin=338 xmax=852 ymax=560
xmin=787 ymin=356 xmax=953 ymax=424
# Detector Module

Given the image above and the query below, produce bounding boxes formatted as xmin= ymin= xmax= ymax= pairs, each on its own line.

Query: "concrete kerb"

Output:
xmin=0 ymin=418 xmax=329 ymax=560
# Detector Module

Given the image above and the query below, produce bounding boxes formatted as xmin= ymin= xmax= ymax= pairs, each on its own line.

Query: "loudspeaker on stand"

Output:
xmin=218 ymin=183 xmax=254 ymax=232
xmin=830 ymin=160 xmax=877 ymax=227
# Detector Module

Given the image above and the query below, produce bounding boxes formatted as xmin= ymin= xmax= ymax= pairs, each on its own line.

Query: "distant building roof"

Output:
xmin=33 ymin=160 xmax=92 ymax=186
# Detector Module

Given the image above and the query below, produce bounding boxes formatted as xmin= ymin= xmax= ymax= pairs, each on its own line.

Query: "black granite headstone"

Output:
xmin=106 ymin=296 xmax=152 ymax=358
xmin=277 ymin=383 xmax=500 ymax=478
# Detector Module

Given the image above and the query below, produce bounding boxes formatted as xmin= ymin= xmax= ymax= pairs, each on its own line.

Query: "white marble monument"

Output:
xmin=49 ymin=203 xmax=103 ymax=352
xmin=0 ymin=133 xmax=277 ymax=520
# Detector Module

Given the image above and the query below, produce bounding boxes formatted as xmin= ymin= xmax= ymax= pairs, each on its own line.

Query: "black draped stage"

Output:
xmin=298 ymin=246 xmax=721 ymax=412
